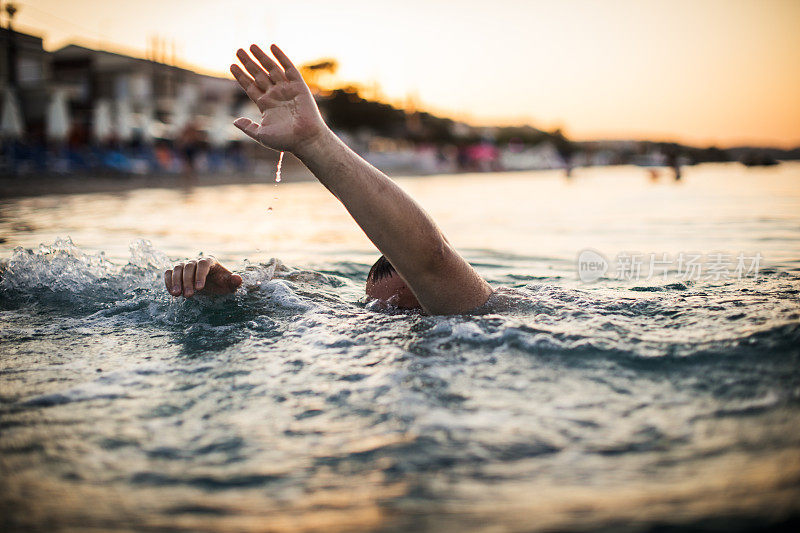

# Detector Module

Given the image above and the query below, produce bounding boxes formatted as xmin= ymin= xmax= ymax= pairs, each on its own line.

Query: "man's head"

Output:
xmin=366 ymin=255 xmax=421 ymax=309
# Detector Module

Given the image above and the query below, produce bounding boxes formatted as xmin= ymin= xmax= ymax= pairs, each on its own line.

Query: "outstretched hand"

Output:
xmin=231 ymin=44 xmax=328 ymax=155
xmin=165 ymin=258 xmax=242 ymax=298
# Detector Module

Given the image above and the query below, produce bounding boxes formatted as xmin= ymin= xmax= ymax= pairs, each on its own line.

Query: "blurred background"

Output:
xmin=2 ymin=3 xmax=800 ymax=532
xmin=1 ymin=0 xmax=799 ymax=191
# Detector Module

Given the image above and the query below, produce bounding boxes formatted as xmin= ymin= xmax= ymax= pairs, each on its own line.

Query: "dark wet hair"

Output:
xmin=367 ymin=255 xmax=396 ymax=282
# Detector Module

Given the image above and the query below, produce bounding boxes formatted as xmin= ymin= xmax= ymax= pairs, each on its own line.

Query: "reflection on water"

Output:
xmin=1 ymin=163 xmax=799 ymax=531
xmin=2 ymin=162 xmax=799 ymax=267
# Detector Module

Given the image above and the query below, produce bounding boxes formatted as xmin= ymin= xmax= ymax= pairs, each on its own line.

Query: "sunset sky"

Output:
xmin=10 ymin=0 xmax=800 ymax=147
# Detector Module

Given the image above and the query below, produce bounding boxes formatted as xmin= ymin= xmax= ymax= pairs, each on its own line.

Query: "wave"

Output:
xmin=1 ymin=239 xmax=799 ymax=364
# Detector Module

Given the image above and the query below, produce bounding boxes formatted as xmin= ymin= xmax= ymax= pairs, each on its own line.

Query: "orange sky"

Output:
xmin=11 ymin=0 xmax=800 ymax=147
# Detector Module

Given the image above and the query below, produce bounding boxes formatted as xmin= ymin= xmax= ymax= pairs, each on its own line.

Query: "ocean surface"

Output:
xmin=1 ymin=162 xmax=799 ymax=532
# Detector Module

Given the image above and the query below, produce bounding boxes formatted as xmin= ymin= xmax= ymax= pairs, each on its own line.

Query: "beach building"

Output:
xmin=2 ymin=25 xmax=248 ymax=145
xmin=1 ymin=26 xmax=51 ymax=133
xmin=50 ymin=44 xmax=242 ymax=143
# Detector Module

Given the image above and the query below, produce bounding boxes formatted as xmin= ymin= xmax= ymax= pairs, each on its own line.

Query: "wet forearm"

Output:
xmin=294 ymin=128 xmax=448 ymax=277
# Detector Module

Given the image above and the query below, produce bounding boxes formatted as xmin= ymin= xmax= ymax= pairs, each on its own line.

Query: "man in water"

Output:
xmin=164 ymin=44 xmax=492 ymax=315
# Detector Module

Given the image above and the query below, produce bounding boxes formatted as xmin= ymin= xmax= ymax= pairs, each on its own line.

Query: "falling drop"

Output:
xmin=268 ymin=151 xmax=284 ymax=212
xmin=275 ymin=151 xmax=284 ymax=183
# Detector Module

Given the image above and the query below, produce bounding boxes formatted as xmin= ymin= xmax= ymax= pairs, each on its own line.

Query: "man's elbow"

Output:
xmin=418 ymin=238 xmax=454 ymax=277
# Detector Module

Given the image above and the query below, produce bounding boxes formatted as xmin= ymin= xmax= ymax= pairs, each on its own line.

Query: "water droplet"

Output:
xmin=275 ymin=151 xmax=284 ymax=183
xmin=268 ymin=151 xmax=284 ymax=212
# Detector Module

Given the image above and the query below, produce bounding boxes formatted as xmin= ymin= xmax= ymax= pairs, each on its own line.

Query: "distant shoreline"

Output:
xmin=0 ymin=167 xmax=454 ymax=199
xmin=0 ymin=169 xmax=307 ymax=199
xmin=0 ymin=160 xmax=478 ymax=199
xmin=0 ymin=160 xmax=790 ymax=200
xmin=0 ymin=149 xmax=475 ymax=198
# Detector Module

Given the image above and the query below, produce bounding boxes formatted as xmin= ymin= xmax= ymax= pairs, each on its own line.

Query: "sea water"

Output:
xmin=1 ymin=163 xmax=799 ymax=531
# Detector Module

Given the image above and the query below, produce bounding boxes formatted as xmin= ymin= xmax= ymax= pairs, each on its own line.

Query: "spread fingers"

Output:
xmin=230 ymin=64 xmax=266 ymax=111
xmin=236 ymin=48 xmax=273 ymax=90
xmin=250 ymin=44 xmax=288 ymax=83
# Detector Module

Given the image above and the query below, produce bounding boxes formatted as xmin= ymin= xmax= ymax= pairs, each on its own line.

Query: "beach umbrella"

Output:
xmin=208 ymin=101 xmax=237 ymax=148
xmin=135 ymin=104 xmax=155 ymax=143
xmin=93 ymin=100 xmax=113 ymax=143
xmin=171 ymin=84 xmax=197 ymax=137
xmin=171 ymin=103 xmax=190 ymax=137
xmin=46 ymin=89 xmax=71 ymax=142
xmin=115 ymin=98 xmax=134 ymax=142
xmin=1 ymin=87 xmax=24 ymax=140
xmin=136 ymin=104 xmax=171 ymax=140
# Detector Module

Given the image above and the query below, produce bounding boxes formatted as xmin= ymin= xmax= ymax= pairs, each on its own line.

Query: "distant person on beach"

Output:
xmin=164 ymin=44 xmax=493 ymax=315
xmin=177 ymin=119 xmax=202 ymax=184
xmin=667 ymin=152 xmax=682 ymax=181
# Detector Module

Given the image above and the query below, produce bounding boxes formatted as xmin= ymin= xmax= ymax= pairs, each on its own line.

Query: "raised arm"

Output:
xmin=231 ymin=44 xmax=492 ymax=315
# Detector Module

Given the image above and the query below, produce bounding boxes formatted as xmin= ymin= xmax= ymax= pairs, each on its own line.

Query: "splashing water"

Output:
xmin=1 ymin=237 xmax=799 ymax=531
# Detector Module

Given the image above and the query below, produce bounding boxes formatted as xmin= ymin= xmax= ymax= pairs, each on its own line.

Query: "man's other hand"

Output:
xmin=165 ymin=258 xmax=243 ymax=298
